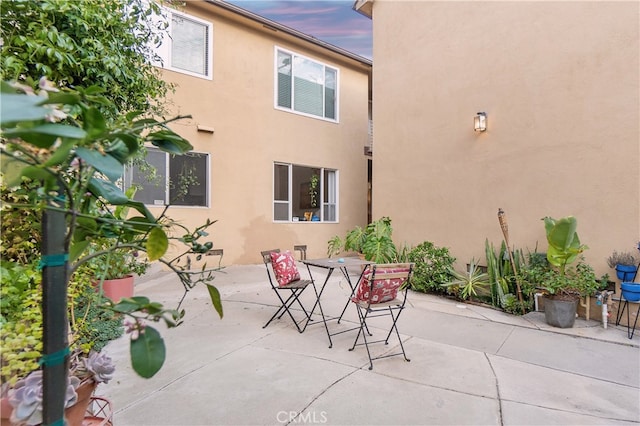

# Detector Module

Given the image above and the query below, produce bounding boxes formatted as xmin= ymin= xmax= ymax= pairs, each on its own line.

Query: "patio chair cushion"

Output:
xmin=270 ymin=250 xmax=301 ymax=287
xmin=353 ymin=266 xmax=411 ymax=304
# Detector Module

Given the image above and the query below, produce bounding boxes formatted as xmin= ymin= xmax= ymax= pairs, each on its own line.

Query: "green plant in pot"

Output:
xmin=309 ymin=174 xmax=319 ymax=208
xmin=540 ymin=216 xmax=598 ymax=328
xmin=87 ymin=247 xmax=149 ymax=302
xmin=327 ymin=217 xmax=397 ymax=263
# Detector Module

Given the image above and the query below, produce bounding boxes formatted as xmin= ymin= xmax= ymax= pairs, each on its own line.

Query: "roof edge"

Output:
xmin=353 ymin=0 xmax=373 ymax=19
xmin=205 ymin=0 xmax=372 ymax=66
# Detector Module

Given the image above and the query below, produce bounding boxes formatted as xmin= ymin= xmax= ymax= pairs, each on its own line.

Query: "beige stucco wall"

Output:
xmin=371 ymin=1 xmax=639 ymax=275
xmin=146 ymin=2 xmax=371 ymax=265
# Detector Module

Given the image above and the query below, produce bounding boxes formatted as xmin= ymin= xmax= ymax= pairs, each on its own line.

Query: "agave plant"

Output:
xmin=442 ymin=258 xmax=490 ymax=300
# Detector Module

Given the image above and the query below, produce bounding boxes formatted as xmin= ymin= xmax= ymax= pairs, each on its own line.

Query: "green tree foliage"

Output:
xmin=1 ymin=81 xmax=222 ymax=380
xmin=0 ymin=0 xmax=172 ymax=118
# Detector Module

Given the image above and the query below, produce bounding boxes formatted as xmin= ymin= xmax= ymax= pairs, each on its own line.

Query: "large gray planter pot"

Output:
xmin=544 ymin=296 xmax=578 ymax=328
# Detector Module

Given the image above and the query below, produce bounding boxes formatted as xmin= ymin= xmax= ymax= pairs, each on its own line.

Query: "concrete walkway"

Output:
xmin=100 ymin=264 xmax=640 ymax=425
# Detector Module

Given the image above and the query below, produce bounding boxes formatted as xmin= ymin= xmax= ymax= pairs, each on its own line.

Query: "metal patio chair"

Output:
xmin=349 ymin=263 xmax=414 ymax=369
xmin=261 ymin=249 xmax=315 ymax=333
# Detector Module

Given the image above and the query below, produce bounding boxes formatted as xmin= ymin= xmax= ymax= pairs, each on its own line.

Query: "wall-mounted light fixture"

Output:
xmin=474 ymin=112 xmax=487 ymax=132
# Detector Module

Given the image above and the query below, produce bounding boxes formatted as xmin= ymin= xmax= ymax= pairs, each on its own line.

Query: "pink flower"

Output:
xmin=123 ymin=317 xmax=146 ymax=341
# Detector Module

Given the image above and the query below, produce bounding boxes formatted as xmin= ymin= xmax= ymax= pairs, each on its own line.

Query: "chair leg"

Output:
xmin=385 ymin=307 xmax=410 ymax=362
xmin=263 ymin=289 xmax=311 ymax=333
xmin=349 ymin=306 xmax=409 ymax=369
xmin=287 ymin=290 xmax=310 ymax=333
xmin=292 ymin=288 xmax=313 ymax=323
xmin=349 ymin=307 xmax=374 ymax=370
xmin=263 ymin=293 xmax=293 ymax=328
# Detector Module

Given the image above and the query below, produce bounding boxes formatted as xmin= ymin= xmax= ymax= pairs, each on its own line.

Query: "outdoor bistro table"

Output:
xmin=301 ymin=257 xmax=373 ymax=348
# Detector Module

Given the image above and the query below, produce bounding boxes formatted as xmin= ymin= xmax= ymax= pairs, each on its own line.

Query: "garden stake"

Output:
xmin=497 ymin=208 xmax=525 ymax=313
xmin=41 ymin=205 xmax=70 ymax=426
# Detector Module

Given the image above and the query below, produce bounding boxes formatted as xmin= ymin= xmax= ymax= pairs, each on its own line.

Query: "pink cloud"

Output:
xmin=226 ymin=0 xmax=372 ymax=58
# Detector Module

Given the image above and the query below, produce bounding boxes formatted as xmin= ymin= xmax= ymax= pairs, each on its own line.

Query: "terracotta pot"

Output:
xmin=65 ymin=380 xmax=97 ymax=426
xmin=0 ymin=380 xmax=96 ymax=426
xmin=94 ymin=275 xmax=134 ymax=302
xmin=1 ymin=397 xmax=12 ymax=426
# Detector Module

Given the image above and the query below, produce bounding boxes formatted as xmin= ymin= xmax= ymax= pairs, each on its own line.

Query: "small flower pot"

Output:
xmin=621 ymin=282 xmax=640 ymax=302
xmin=615 ymin=264 xmax=638 ymax=282
xmin=94 ymin=275 xmax=134 ymax=302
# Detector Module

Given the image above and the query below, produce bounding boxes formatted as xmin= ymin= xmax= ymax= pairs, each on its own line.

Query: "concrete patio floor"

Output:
xmin=100 ymin=263 xmax=640 ymax=425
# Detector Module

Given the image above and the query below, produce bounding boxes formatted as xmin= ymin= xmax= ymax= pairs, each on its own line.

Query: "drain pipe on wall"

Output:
xmin=534 ymin=292 xmax=544 ymax=312
xmin=597 ymin=291 xmax=614 ymax=329
xmin=580 ymin=296 xmax=591 ymax=321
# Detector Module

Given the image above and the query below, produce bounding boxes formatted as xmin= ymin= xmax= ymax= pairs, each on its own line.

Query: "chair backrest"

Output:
xmin=261 ymin=249 xmax=280 ymax=288
xmin=353 ymin=263 xmax=414 ymax=304
xmin=261 ymin=249 xmax=280 ymax=265
xmin=261 ymin=249 xmax=303 ymax=288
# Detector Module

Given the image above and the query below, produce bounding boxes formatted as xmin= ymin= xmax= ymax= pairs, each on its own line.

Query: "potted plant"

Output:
xmin=87 ymin=243 xmax=149 ymax=302
xmin=606 ymin=246 xmax=639 ymax=282
xmin=309 ymin=174 xmax=319 ymax=208
xmin=327 ymin=217 xmax=397 ymax=263
xmin=2 ymin=350 xmax=115 ymax=426
xmin=536 ymin=216 xmax=600 ymax=328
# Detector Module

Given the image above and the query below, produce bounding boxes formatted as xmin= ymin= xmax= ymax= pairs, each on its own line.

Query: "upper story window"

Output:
xmin=275 ymin=47 xmax=338 ymax=122
xmin=124 ymin=147 xmax=209 ymax=207
xmin=273 ymin=163 xmax=338 ymax=223
xmin=154 ymin=8 xmax=213 ymax=79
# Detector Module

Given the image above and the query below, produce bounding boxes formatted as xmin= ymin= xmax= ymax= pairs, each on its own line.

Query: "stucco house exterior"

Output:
xmin=355 ymin=0 xmax=639 ymax=275
xmin=127 ymin=0 xmax=372 ymax=265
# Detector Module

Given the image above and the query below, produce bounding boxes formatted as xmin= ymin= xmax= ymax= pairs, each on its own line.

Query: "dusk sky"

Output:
xmin=225 ymin=0 xmax=373 ymax=59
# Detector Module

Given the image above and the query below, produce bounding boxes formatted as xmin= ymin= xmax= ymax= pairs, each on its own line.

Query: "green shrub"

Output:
xmin=408 ymin=241 xmax=456 ymax=293
xmin=500 ymin=293 xmax=530 ymax=315
xmin=72 ymin=292 xmax=123 ymax=353
xmin=0 ymin=262 xmax=123 ymax=387
xmin=0 ymin=262 xmax=43 ymax=386
xmin=70 ymin=267 xmax=123 ymax=353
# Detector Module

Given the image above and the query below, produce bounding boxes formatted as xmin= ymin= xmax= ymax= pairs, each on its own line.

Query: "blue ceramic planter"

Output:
xmin=621 ymin=282 xmax=640 ymax=302
xmin=615 ymin=264 xmax=638 ymax=282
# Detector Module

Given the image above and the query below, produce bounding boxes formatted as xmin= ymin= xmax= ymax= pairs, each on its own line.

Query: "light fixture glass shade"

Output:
xmin=474 ymin=112 xmax=487 ymax=132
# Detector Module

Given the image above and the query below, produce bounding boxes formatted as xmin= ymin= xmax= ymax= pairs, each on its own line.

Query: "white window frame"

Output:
xmin=274 ymin=46 xmax=339 ymax=123
xmin=153 ymin=7 xmax=213 ymax=80
xmin=273 ymin=162 xmax=339 ymax=223
xmin=125 ymin=147 xmax=210 ymax=208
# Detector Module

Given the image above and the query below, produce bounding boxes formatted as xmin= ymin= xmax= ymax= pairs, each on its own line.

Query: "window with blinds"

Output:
xmin=152 ymin=7 xmax=212 ymax=80
xmin=275 ymin=47 xmax=339 ymax=122
xmin=171 ymin=15 xmax=209 ymax=76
